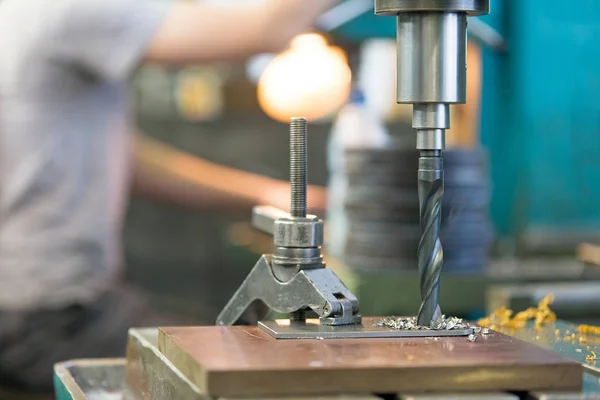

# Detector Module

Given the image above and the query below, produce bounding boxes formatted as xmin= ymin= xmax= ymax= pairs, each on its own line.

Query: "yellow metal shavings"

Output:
xmin=586 ymin=351 xmax=597 ymax=362
xmin=477 ymin=294 xmax=556 ymax=331
xmin=578 ymin=324 xmax=600 ymax=336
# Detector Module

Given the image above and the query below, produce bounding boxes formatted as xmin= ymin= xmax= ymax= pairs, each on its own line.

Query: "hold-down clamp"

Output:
xmin=216 ymin=117 xmax=362 ymax=327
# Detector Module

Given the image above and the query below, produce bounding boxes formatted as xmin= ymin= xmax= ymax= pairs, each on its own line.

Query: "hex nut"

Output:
xmin=274 ymin=217 xmax=324 ymax=248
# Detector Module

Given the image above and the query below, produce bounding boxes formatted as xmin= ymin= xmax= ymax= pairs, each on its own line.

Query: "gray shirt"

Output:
xmin=0 ymin=0 xmax=169 ymax=310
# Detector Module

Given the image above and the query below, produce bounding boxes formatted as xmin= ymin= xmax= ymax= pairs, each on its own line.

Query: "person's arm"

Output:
xmin=144 ymin=0 xmax=338 ymax=65
xmin=131 ymin=135 xmax=327 ymax=214
xmin=47 ymin=0 xmax=337 ymax=82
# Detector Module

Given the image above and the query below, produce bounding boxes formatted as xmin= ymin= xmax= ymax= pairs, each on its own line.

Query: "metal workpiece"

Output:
xmin=417 ymin=152 xmax=445 ymax=326
xmin=374 ymin=0 xmax=489 ymax=15
xmin=399 ymin=393 xmax=518 ymax=400
xmin=259 ymin=316 xmax=472 ymax=339
xmin=124 ymin=329 xmax=204 ymax=399
xmin=216 ymin=117 xmax=361 ymax=327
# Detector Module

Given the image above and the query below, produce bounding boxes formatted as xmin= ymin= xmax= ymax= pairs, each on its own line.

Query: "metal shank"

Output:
xmin=396 ymin=12 xmax=467 ymax=104
xmin=374 ymin=0 xmax=489 ymax=16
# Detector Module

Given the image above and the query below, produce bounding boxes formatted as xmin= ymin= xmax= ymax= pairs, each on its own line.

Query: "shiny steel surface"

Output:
xmin=251 ymin=205 xmax=288 ymax=235
xmin=258 ymin=317 xmax=472 ymax=339
xmin=413 ymin=104 xmax=450 ymax=129
xmin=396 ymin=12 xmax=467 ymax=104
xmin=417 ymin=153 xmax=444 ymax=325
xmin=374 ymin=0 xmax=489 ymax=15
xmin=399 ymin=394 xmax=518 ymax=400
xmin=417 ymin=129 xmax=445 ymax=150
xmin=216 ymin=255 xmax=361 ymax=326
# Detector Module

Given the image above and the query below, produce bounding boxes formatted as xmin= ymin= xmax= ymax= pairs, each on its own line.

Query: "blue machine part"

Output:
xmin=480 ymin=0 xmax=600 ymax=242
xmin=333 ymin=0 xmax=600 ymax=245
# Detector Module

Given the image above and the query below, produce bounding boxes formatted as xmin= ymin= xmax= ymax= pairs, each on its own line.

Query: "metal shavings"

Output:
xmin=468 ymin=334 xmax=477 ymax=342
xmin=477 ymin=294 xmax=556 ymax=331
xmin=482 ymin=328 xmax=490 ymax=335
xmin=576 ymin=349 xmax=583 ymax=353
xmin=374 ymin=316 xmax=469 ymax=331
xmin=586 ymin=351 xmax=597 ymax=362
xmin=579 ymin=324 xmax=600 ymax=336
xmin=472 ymin=326 xmax=482 ymax=334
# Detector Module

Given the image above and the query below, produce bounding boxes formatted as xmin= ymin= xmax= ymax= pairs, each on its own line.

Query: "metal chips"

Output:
xmin=374 ymin=315 xmax=470 ymax=331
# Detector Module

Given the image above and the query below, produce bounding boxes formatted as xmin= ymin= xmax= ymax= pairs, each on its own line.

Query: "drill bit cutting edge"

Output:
xmin=374 ymin=0 xmax=490 ymax=326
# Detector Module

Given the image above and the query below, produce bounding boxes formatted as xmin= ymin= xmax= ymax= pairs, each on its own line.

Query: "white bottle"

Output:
xmin=326 ymin=88 xmax=389 ymax=259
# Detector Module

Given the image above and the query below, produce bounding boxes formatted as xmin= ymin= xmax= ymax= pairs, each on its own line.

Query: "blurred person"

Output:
xmin=0 ymin=0 xmax=336 ymax=393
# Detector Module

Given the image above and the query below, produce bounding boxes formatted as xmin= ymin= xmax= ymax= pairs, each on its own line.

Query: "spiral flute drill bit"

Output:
xmin=374 ymin=0 xmax=489 ymax=327
xmin=416 ymin=150 xmax=444 ymax=326
xmin=413 ymin=108 xmax=448 ymax=326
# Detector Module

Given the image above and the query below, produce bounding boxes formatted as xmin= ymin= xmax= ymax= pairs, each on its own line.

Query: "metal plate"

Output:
xmin=258 ymin=318 xmax=473 ymax=339
xmin=399 ymin=393 xmax=518 ymax=400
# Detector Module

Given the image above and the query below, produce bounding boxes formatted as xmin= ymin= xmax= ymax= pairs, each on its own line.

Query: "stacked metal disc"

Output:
xmin=342 ymin=147 xmax=493 ymax=274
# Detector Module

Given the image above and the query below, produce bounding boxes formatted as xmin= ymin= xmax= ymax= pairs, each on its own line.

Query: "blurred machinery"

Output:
xmin=332 ymin=0 xmax=600 ymax=253
xmin=344 ymin=147 xmax=492 ymax=275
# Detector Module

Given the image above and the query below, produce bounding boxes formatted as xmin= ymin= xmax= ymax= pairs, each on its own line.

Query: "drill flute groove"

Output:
xmin=417 ymin=152 xmax=444 ymax=326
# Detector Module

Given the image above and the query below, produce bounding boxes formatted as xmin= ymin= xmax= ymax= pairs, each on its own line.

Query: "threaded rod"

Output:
xmin=290 ymin=117 xmax=308 ymax=218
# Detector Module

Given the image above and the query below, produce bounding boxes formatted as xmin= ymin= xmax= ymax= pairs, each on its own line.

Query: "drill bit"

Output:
xmin=416 ymin=150 xmax=444 ymax=326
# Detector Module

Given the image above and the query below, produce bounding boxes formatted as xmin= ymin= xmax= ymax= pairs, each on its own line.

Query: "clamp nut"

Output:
xmin=274 ymin=217 xmax=324 ymax=248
